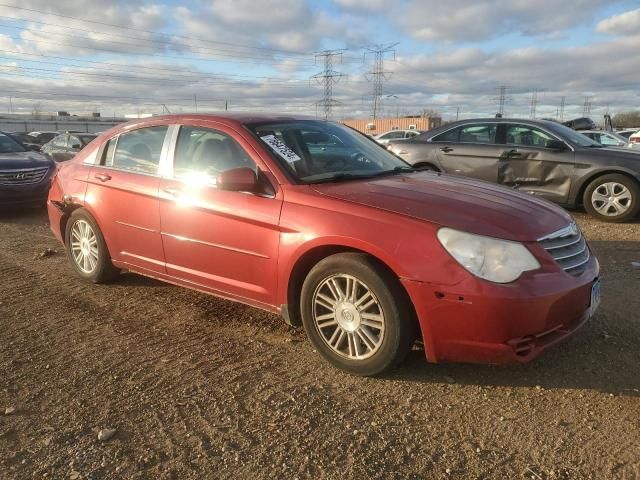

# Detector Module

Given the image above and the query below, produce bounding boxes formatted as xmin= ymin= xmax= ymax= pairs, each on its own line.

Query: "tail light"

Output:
xmin=630 ymin=137 xmax=640 ymax=144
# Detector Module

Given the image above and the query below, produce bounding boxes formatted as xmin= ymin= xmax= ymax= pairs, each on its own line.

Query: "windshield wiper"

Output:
xmin=307 ymin=166 xmax=417 ymax=184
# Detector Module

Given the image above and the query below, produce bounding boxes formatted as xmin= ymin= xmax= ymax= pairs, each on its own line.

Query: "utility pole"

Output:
xmin=529 ymin=89 xmax=539 ymax=119
xmin=364 ymin=43 xmax=398 ymax=120
xmin=225 ymin=100 xmax=228 ymax=111
xmin=8 ymin=96 xmax=12 ymax=114
xmin=496 ymin=85 xmax=511 ymax=116
xmin=583 ymin=96 xmax=593 ymax=116
xmin=559 ymin=96 xmax=566 ymax=121
xmin=311 ymin=49 xmax=346 ymax=120
xmin=194 ymin=95 xmax=198 ymax=112
xmin=456 ymin=106 xmax=460 ymax=121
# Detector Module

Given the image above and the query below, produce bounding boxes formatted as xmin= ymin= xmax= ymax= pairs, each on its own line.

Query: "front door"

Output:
xmin=498 ymin=123 xmax=576 ymax=203
xmin=85 ymin=125 xmax=170 ymax=274
xmin=159 ymin=124 xmax=282 ymax=307
xmin=433 ymin=123 xmax=501 ymax=182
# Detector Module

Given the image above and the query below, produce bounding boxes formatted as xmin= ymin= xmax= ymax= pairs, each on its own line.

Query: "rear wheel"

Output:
xmin=583 ymin=174 xmax=640 ymax=222
xmin=65 ymin=209 xmax=120 ymax=283
xmin=300 ymin=253 xmax=416 ymax=376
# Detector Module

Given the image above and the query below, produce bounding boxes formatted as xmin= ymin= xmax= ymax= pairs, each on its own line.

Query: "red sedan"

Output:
xmin=47 ymin=114 xmax=600 ymax=376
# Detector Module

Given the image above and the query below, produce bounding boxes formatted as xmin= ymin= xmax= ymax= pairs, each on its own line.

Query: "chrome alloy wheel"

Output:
xmin=591 ymin=182 xmax=633 ymax=217
xmin=312 ymin=274 xmax=385 ymax=360
xmin=70 ymin=219 xmax=99 ymax=274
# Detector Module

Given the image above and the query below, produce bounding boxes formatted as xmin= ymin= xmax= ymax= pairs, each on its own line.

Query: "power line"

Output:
xmin=311 ymin=50 xmax=346 ymax=120
xmin=364 ymin=43 xmax=398 ymax=120
xmin=583 ymin=95 xmax=593 ymax=116
xmin=0 ymin=3 xmax=314 ymax=57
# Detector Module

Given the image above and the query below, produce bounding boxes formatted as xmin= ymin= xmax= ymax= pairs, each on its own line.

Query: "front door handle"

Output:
xmin=94 ymin=172 xmax=111 ymax=182
xmin=163 ymin=187 xmax=178 ymax=196
xmin=440 ymin=146 xmax=454 ymax=153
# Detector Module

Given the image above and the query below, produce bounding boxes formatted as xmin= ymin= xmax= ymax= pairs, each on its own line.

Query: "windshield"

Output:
xmin=545 ymin=122 xmax=602 ymax=147
xmin=0 ymin=133 xmax=28 ymax=153
xmin=248 ymin=120 xmax=411 ymax=183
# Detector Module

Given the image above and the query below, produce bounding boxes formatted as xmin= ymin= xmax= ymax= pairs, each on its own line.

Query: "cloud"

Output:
xmin=397 ymin=0 xmax=615 ymax=42
xmin=596 ymin=8 xmax=640 ymax=35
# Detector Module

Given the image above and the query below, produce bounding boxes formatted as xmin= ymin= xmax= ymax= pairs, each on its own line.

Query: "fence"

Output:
xmin=0 ymin=119 xmax=124 ymax=134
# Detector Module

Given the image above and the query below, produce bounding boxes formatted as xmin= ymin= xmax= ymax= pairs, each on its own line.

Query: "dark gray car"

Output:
xmin=387 ymin=118 xmax=640 ymax=222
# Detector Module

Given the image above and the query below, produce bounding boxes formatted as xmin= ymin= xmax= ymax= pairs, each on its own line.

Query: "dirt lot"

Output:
xmin=0 ymin=208 xmax=639 ymax=480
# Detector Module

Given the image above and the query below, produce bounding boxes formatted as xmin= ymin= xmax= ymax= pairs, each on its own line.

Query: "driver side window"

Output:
xmin=173 ymin=126 xmax=256 ymax=184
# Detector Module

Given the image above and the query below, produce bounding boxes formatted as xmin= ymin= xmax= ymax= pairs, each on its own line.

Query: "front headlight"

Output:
xmin=437 ymin=228 xmax=540 ymax=283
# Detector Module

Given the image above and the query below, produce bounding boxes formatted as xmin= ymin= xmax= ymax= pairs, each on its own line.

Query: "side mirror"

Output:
xmin=216 ymin=167 xmax=258 ymax=192
xmin=28 ymin=144 xmax=41 ymax=152
xmin=546 ymin=139 xmax=568 ymax=151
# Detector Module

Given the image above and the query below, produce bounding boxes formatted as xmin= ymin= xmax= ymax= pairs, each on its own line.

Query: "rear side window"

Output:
xmin=433 ymin=124 xmax=497 ymax=144
xmin=105 ymin=126 xmax=168 ymax=175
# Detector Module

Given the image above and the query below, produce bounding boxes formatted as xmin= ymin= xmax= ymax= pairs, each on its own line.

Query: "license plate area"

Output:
xmin=590 ymin=279 xmax=601 ymax=317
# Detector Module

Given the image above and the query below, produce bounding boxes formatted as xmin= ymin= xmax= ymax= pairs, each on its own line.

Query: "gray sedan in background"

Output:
xmin=387 ymin=118 xmax=640 ymax=222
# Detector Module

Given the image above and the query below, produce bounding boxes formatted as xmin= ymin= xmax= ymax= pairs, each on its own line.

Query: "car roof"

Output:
xmin=118 ymin=113 xmax=315 ymax=129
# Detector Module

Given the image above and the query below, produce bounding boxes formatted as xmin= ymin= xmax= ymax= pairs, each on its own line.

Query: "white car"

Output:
xmin=374 ymin=129 xmax=422 ymax=145
xmin=581 ymin=130 xmax=634 ymax=149
xmin=629 ymin=130 xmax=640 ymax=150
xmin=616 ymin=128 xmax=639 ymax=139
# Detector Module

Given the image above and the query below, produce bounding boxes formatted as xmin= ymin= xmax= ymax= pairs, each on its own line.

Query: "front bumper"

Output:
xmin=402 ymin=255 xmax=600 ymax=364
xmin=0 ymin=175 xmax=54 ymax=207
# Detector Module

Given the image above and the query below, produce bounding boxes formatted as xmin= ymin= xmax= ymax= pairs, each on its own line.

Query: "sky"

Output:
xmin=0 ymin=0 xmax=638 ymax=121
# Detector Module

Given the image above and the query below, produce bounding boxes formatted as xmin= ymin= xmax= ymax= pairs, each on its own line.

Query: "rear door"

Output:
xmin=498 ymin=123 xmax=576 ymax=203
xmin=432 ymin=122 xmax=501 ymax=182
xmin=158 ymin=123 xmax=282 ymax=307
xmin=86 ymin=125 xmax=170 ymax=274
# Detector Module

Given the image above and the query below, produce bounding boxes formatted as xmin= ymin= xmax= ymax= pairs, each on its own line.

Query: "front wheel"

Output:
xmin=300 ymin=253 xmax=417 ymax=376
xmin=583 ymin=174 xmax=640 ymax=222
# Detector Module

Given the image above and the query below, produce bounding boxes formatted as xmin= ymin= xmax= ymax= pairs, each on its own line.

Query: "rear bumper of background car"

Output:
xmin=402 ymin=256 xmax=599 ymax=364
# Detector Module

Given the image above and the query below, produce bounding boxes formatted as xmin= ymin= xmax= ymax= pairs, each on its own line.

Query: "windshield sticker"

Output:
xmin=260 ymin=135 xmax=301 ymax=164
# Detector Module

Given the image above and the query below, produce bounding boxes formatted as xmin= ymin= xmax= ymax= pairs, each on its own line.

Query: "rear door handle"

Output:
xmin=440 ymin=146 xmax=454 ymax=153
xmin=94 ymin=172 xmax=111 ymax=182
xmin=505 ymin=148 xmax=522 ymax=157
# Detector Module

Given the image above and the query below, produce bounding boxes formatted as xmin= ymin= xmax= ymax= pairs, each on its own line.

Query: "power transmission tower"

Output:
xmin=496 ymin=85 xmax=511 ymax=116
xmin=364 ymin=43 xmax=398 ymax=120
xmin=311 ymin=50 xmax=346 ymax=120
xmin=583 ymin=96 xmax=593 ymax=116
xmin=529 ymin=89 xmax=539 ymax=118
xmin=559 ymin=96 xmax=566 ymax=121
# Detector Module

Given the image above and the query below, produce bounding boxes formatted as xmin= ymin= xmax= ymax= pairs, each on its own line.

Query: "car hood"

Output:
xmin=311 ymin=172 xmax=574 ymax=242
xmin=0 ymin=151 xmax=53 ymax=169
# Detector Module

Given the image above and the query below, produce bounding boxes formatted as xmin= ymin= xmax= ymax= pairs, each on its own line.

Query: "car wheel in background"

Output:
xmin=583 ymin=174 xmax=640 ymax=223
xmin=64 ymin=209 xmax=120 ymax=283
xmin=300 ymin=252 xmax=417 ymax=376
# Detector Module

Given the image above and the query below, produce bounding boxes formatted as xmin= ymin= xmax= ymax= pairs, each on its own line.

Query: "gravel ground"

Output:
xmin=0 ymin=208 xmax=639 ymax=479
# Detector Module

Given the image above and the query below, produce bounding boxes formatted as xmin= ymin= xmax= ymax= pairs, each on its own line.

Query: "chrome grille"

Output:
xmin=0 ymin=167 xmax=49 ymax=185
xmin=538 ymin=223 xmax=590 ymax=276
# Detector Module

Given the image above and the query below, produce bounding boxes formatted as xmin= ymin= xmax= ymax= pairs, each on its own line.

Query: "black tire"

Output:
xmin=64 ymin=209 xmax=120 ymax=283
xmin=583 ymin=173 xmax=640 ymax=223
xmin=300 ymin=252 xmax=417 ymax=376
